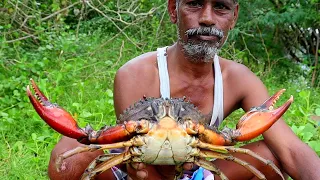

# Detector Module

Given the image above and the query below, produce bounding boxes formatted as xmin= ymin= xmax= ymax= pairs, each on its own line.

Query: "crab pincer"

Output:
xmin=27 ymin=79 xmax=87 ymax=140
xmin=234 ymin=89 xmax=293 ymax=141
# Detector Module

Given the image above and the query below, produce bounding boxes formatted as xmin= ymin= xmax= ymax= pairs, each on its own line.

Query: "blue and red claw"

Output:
xmin=235 ymin=89 xmax=293 ymax=141
xmin=27 ymin=79 xmax=87 ymax=140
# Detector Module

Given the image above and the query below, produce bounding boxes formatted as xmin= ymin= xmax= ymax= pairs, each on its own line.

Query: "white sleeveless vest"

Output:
xmin=157 ymin=47 xmax=224 ymax=127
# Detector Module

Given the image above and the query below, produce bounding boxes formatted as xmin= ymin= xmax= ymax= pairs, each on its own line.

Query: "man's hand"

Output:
xmin=126 ymin=163 xmax=194 ymax=180
xmin=48 ymin=136 xmax=116 ymax=180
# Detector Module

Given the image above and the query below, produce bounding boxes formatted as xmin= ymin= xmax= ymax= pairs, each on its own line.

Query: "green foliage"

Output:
xmin=227 ymin=0 xmax=320 ymax=86
xmin=284 ymin=89 xmax=320 ymax=154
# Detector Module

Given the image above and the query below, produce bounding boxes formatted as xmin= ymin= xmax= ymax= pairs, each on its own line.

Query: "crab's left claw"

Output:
xmin=27 ymin=79 xmax=88 ymax=140
xmin=235 ymin=89 xmax=293 ymax=141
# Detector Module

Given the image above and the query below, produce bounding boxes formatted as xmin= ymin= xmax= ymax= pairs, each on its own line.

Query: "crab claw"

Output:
xmin=27 ymin=79 xmax=87 ymax=140
xmin=235 ymin=89 xmax=293 ymax=141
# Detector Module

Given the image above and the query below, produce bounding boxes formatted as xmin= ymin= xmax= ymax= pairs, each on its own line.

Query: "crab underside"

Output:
xmin=27 ymin=79 xmax=293 ymax=180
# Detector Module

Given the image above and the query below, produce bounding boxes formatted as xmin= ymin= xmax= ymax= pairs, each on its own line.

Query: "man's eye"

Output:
xmin=213 ymin=3 xmax=233 ymax=14
xmin=214 ymin=4 xmax=228 ymax=10
xmin=186 ymin=1 xmax=202 ymax=7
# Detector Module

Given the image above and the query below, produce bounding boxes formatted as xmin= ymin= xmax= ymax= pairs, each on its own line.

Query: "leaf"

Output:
xmin=307 ymin=141 xmax=320 ymax=152
xmin=298 ymin=106 xmax=307 ymax=116
xmin=291 ymin=124 xmax=299 ymax=134
xmin=13 ymin=141 xmax=24 ymax=151
xmin=31 ymin=133 xmax=37 ymax=141
xmin=303 ymin=123 xmax=316 ymax=133
xmin=106 ymin=89 xmax=113 ymax=98
xmin=0 ymin=112 xmax=8 ymax=117
xmin=299 ymin=90 xmax=309 ymax=99
xmin=80 ymin=111 xmax=92 ymax=118
xmin=302 ymin=132 xmax=313 ymax=142
xmin=72 ymin=103 xmax=80 ymax=108
xmin=315 ymin=108 xmax=320 ymax=116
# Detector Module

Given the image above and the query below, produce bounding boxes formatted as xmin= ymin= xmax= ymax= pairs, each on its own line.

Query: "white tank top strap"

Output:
xmin=210 ymin=54 xmax=224 ymax=126
xmin=157 ymin=47 xmax=171 ymax=99
xmin=157 ymin=47 xmax=224 ymax=127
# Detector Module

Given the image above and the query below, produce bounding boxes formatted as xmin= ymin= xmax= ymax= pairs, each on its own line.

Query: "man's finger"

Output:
xmin=136 ymin=170 xmax=148 ymax=179
xmin=130 ymin=162 xmax=146 ymax=170
xmin=127 ymin=163 xmax=148 ymax=180
xmin=183 ymin=163 xmax=194 ymax=170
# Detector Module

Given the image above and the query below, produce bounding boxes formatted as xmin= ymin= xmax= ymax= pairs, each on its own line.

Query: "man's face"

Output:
xmin=172 ymin=0 xmax=238 ymax=62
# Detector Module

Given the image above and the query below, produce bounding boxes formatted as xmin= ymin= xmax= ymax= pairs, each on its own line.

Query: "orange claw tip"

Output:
xmin=26 ymin=85 xmax=30 ymax=96
xmin=289 ymin=95 xmax=294 ymax=102
xmin=26 ymin=84 xmax=34 ymax=97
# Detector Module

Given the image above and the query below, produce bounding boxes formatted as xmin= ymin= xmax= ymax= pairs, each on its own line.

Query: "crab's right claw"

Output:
xmin=235 ymin=89 xmax=293 ymax=141
xmin=27 ymin=79 xmax=88 ymax=141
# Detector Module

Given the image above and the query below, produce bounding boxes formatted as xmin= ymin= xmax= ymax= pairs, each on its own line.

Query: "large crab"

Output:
xmin=27 ymin=79 xmax=293 ymax=180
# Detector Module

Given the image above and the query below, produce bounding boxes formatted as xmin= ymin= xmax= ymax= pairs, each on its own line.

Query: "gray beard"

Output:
xmin=180 ymin=40 xmax=220 ymax=63
xmin=177 ymin=27 xmax=224 ymax=63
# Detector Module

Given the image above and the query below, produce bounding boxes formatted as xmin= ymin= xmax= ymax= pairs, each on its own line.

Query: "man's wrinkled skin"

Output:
xmin=47 ymin=0 xmax=320 ymax=179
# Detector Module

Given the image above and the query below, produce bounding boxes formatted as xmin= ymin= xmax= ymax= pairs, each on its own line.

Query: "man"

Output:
xmin=113 ymin=0 xmax=320 ymax=179
xmin=48 ymin=0 xmax=320 ymax=179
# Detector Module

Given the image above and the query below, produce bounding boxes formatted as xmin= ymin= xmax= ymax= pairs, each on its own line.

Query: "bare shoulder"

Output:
xmin=220 ymin=58 xmax=255 ymax=79
xmin=114 ymin=51 xmax=160 ymax=116
xmin=220 ymin=57 xmax=268 ymax=111
xmin=221 ymin=58 xmax=262 ymax=91
xmin=116 ymin=51 xmax=158 ymax=80
xmin=115 ymin=51 xmax=160 ymax=93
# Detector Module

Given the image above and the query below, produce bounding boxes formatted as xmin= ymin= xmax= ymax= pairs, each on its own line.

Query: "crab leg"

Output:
xmin=56 ymin=137 xmax=144 ymax=171
xmin=174 ymin=165 xmax=184 ymax=180
xmin=194 ymin=158 xmax=228 ymax=180
xmin=225 ymin=146 xmax=284 ymax=179
xmin=199 ymin=150 xmax=267 ymax=180
xmin=84 ymin=153 xmax=119 ymax=173
xmin=194 ymin=140 xmax=284 ymax=180
xmin=81 ymin=152 xmax=131 ymax=180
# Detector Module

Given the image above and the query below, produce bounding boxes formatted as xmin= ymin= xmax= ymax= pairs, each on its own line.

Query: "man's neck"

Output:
xmin=168 ymin=43 xmax=215 ymax=80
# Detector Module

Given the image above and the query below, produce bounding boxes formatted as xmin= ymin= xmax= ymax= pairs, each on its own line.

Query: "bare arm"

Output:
xmin=263 ymin=120 xmax=320 ymax=179
xmin=48 ymin=137 xmax=116 ymax=180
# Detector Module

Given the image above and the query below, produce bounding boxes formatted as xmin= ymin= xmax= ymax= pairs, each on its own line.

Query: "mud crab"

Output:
xmin=27 ymin=79 xmax=293 ymax=180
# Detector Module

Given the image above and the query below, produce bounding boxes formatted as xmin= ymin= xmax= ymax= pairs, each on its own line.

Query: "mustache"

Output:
xmin=185 ymin=27 xmax=224 ymax=39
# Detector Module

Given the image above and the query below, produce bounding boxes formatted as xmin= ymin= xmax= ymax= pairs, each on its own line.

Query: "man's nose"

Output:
xmin=199 ymin=4 xmax=216 ymax=27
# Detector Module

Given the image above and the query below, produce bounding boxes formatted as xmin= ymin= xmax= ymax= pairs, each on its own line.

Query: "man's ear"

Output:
xmin=168 ymin=0 xmax=178 ymax=23
xmin=230 ymin=4 xmax=239 ymax=29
